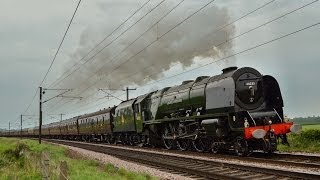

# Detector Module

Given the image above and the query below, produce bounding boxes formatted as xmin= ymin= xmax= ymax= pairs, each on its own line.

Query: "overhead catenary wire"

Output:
xmin=63 ymin=93 xmax=126 ymax=118
xmin=11 ymin=0 xmax=82 ymax=130
xmin=87 ymin=0 xmax=318 ymax=94
xmin=48 ymin=0 xmax=166 ymax=89
xmin=46 ymin=0 xmax=271 ymax=114
xmin=143 ymin=22 xmax=320 ymax=86
xmin=116 ymin=0 xmax=319 ymax=88
xmin=48 ymin=87 xmax=126 ymax=118
xmin=47 ymin=1 xmax=317 ymax=116
xmin=7 ymin=0 xmax=317 ymax=130
xmin=47 ymin=0 xmax=274 ymax=113
xmin=66 ymin=0 xmax=196 ymax=90
xmin=105 ymin=0 xmax=276 ymax=77
xmin=40 ymin=0 xmax=82 ymax=86
xmin=49 ymin=90 xmax=124 ymax=117
xmin=46 ymin=0 xmax=187 ymax=112
xmin=46 ymin=0 xmax=212 ymax=114
xmin=48 ymin=0 xmax=152 ymax=88
xmin=22 ymin=88 xmax=39 ymax=115
xmin=51 ymin=0 xmax=273 ymax=96
xmin=25 ymin=0 xmax=155 ymax=122
xmin=51 ymin=21 xmax=320 ymax=116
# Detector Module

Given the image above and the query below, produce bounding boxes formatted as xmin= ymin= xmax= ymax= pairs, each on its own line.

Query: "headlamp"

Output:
xmin=252 ymin=129 xmax=267 ymax=139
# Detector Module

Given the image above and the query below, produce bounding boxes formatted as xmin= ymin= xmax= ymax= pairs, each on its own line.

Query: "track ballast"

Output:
xmin=44 ymin=139 xmax=320 ymax=180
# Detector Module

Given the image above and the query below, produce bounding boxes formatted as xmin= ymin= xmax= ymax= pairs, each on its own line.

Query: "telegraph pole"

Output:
xmin=8 ymin=122 xmax=10 ymax=136
xmin=20 ymin=114 xmax=22 ymax=139
xmin=60 ymin=113 xmax=64 ymax=135
xmin=20 ymin=114 xmax=38 ymax=139
xmin=39 ymin=87 xmax=43 ymax=144
xmin=38 ymin=88 xmax=80 ymax=144
xmin=124 ymin=87 xmax=137 ymax=101
xmin=60 ymin=113 xmax=64 ymax=122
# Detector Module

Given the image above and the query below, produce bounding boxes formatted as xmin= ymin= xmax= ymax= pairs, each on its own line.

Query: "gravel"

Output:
xmin=58 ymin=144 xmax=193 ymax=180
xmin=50 ymin=140 xmax=320 ymax=178
xmin=88 ymin=142 xmax=320 ymax=176
xmin=276 ymin=151 xmax=320 ymax=157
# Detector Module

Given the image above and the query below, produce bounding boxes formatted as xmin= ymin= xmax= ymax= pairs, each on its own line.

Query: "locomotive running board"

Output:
xmin=144 ymin=113 xmax=228 ymax=125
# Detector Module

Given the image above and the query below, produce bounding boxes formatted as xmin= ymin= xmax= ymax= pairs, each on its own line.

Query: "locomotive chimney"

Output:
xmin=222 ymin=66 xmax=237 ymax=74
xmin=181 ymin=80 xmax=194 ymax=85
xmin=195 ymin=76 xmax=209 ymax=82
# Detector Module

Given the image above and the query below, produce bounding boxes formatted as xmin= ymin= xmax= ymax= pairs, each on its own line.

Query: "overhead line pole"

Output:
xmin=20 ymin=114 xmax=22 ymax=139
xmin=124 ymin=87 xmax=137 ymax=101
xmin=38 ymin=87 xmax=81 ymax=144
xmin=8 ymin=122 xmax=10 ymax=136
xmin=39 ymin=87 xmax=43 ymax=144
xmin=20 ymin=114 xmax=38 ymax=139
xmin=60 ymin=113 xmax=64 ymax=122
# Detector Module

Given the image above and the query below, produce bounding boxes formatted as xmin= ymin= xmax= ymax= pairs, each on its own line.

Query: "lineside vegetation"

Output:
xmin=0 ymin=138 xmax=154 ymax=180
xmin=278 ymin=125 xmax=320 ymax=153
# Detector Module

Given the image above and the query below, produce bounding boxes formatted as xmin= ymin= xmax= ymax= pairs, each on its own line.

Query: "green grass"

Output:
xmin=0 ymin=138 xmax=155 ymax=180
xmin=278 ymin=128 xmax=320 ymax=153
xmin=302 ymin=124 xmax=320 ymax=130
xmin=0 ymin=138 xmax=41 ymax=179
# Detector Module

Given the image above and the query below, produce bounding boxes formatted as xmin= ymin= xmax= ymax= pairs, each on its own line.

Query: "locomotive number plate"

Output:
xmin=245 ymin=82 xmax=256 ymax=86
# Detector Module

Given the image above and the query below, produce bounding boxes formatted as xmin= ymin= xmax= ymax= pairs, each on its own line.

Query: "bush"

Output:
xmin=278 ymin=129 xmax=320 ymax=153
xmin=0 ymin=138 xmax=155 ymax=179
xmin=297 ymin=129 xmax=320 ymax=142
xmin=0 ymin=157 xmax=9 ymax=168
xmin=3 ymin=143 xmax=29 ymax=159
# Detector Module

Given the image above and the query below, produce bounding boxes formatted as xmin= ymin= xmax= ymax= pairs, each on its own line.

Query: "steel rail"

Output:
xmin=44 ymin=139 xmax=320 ymax=180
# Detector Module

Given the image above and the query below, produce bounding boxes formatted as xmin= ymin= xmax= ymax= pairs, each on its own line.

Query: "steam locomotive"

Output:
xmin=5 ymin=67 xmax=301 ymax=156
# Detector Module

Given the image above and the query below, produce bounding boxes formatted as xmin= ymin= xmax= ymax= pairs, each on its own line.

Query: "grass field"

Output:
xmin=0 ymin=138 xmax=155 ymax=180
xmin=278 ymin=124 xmax=320 ymax=153
xmin=302 ymin=124 xmax=320 ymax=130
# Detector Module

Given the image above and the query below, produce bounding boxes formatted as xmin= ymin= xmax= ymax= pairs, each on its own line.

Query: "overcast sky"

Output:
xmin=0 ymin=0 xmax=319 ymax=129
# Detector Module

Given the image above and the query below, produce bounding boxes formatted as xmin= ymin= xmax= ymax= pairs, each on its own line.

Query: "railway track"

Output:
xmin=249 ymin=152 xmax=320 ymax=169
xmin=44 ymin=139 xmax=320 ymax=180
xmin=104 ymin=143 xmax=320 ymax=170
xmin=111 ymin=143 xmax=320 ymax=170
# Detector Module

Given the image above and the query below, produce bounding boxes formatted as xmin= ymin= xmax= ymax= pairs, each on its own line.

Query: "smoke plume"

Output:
xmin=56 ymin=0 xmax=235 ymax=101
